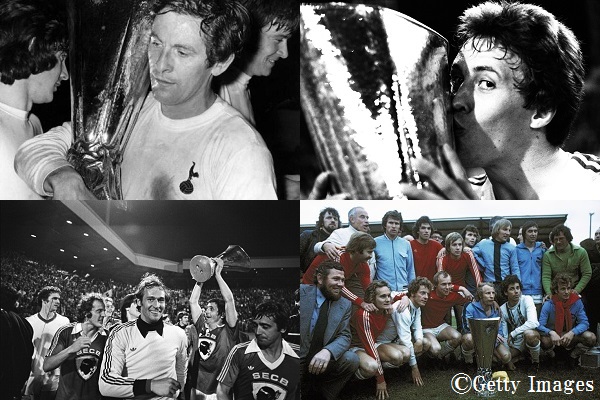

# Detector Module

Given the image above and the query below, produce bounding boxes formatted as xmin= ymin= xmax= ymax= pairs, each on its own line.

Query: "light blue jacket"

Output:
xmin=473 ymin=239 xmax=520 ymax=282
xmin=537 ymin=298 xmax=589 ymax=336
xmin=515 ymin=242 xmax=545 ymax=296
xmin=374 ymin=234 xmax=415 ymax=292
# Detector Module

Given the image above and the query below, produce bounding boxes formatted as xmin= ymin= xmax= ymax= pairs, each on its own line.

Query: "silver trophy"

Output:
xmin=468 ymin=317 xmax=500 ymax=397
xmin=189 ymin=245 xmax=251 ymax=283
xmin=301 ymin=3 xmax=453 ymax=198
xmin=65 ymin=0 xmax=156 ymax=199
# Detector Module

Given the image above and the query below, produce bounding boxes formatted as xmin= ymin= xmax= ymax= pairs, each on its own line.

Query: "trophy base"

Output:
xmin=580 ymin=348 xmax=600 ymax=368
xmin=475 ymin=367 xmax=496 ymax=397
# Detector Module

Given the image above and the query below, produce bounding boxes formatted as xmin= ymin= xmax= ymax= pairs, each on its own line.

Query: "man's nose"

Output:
xmin=451 ymin=81 xmax=471 ymax=114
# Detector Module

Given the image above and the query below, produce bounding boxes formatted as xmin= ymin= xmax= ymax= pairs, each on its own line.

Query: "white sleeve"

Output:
xmin=99 ymin=327 xmax=135 ymax=398
xmin=412 ymin=308 xmax=423 ymax=342
xmin=14 ymin=122 xmax=73 ymax=196
xmin=392 ymin=309 xmax=416 ymax=366
xmin=216 ymin=145 xmax=277 ymax=199
xmin=175 ymin=330 xmax=188 ymax=391
xmin=512 ymin=296 xmax=539 ymax=337
xmin=314 ymin=229 xmax=342 ymax=253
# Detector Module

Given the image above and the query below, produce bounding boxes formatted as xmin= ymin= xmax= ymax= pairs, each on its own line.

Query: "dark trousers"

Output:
xmin=300 ymin=351 xmax=359 ymax=400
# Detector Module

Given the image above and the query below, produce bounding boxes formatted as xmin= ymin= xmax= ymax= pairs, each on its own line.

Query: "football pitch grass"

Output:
xmin=337 ymin=357 xmax=598 ymax=399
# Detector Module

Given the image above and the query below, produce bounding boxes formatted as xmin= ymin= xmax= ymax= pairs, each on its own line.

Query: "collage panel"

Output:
xmin=1 ymin=200 xmax=300 ymax=399
xmin=299 ymin=200 xmax=600 ymax=399
xmin=300 ymin=1 xmax=600 ymax=199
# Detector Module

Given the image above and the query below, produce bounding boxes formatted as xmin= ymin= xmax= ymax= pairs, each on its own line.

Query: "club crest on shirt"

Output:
xmin=76 ymin=354 xmax=99 ymax=380
xmin=252 ymin=382 xmax=287 ymax=400
xmin=197 ymin=338 xmax=217 ymax=360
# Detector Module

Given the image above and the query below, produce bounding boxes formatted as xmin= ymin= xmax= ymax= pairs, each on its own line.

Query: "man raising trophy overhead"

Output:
xmin=187 ymin=246 xmax=249 ymax=400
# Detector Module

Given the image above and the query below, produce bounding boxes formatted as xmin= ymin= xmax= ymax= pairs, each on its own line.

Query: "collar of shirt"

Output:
xmin=316 ymin=287 xmax=327 ymax=308
xmin=136 ymin=318 xmax=164 ymax=338
xmin=244 ymin=338 xmax=299 ymax=358
xmin=72 ymin=322 xmax=103 ymax=341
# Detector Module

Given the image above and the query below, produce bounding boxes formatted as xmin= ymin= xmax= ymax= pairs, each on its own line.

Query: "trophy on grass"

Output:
xmin=189 ymin=245 xmax=251 ymax=283
xmin=301 ymin=3 xmax=454 ymax=199
xmin=65 ymin=0 xmax=157 ymax=199
xmin=468 ymin=317 xmax=501 ymax=397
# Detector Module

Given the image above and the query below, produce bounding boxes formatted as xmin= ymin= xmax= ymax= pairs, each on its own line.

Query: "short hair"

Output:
xmin=0 ymin=0 xmax=68 ymax=85
xmin=345 ymin=232 xmax=375 ymax=254
xmin=407 ymin=277 xmax=433 ymax=297
xmin=207 ymin=298 xmax=226 ymax=319
xmin=475 ymin=282 xmax=495 ymax=301
xmin=461 ymin=225 xmax=480 ymax=242
xmin=549 ymin=224 xmax=573 ymax=243
xmin=76 ymin=293 xmax=104 ymax=323
xmin=134 ymin=273 xmax=170 ymax=303
xmin=521 ymin=221 xmax=538 ymax=236
xmin=176 ymin=311 xmax=189 ymax=322
xmin=238 ymin=0 xmax=298 ymax=54
xmin=153 ymin=0 xmax=250 ymax=67
xmin=444 ymin=232 xmax=463 ymax=253
xmin=551 ymin=272 xmax=573 ymax=294
xmin=316 ymin=207 xmax=341 ymax=230
xmin=364 ymin=280 xmax=390 ymax=304
xmin=313 ymin=259 xmax=344 ymax=285
xmin=37 ymin=286 xmax=61 ymax=306
xmin=254 ymin=301 xmax=289 ymax=331
xmin=491 ymin=218 xmax=512 ymax=238
xmin=348 ymin=206 xmax=365 ymax=220
xmin=120 ymin=293 xmax=137 ymax=322
xmin=432 ymin=270 xmax=451 ymax=287
xmin=456 ymin=1 xmax=584 ymax=146
xmin=382 ymin=210 xmax=403 ymax=231
xmin=501 ymin=275 xmax=521 ymax=295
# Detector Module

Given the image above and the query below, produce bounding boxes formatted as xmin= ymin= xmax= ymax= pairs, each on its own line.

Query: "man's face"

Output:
xmin=505 ymin=282 xmax=521 ymax=305
xmin=494 ymin=225 xmax=511 ymax=243
xmin=594 ymin=229 xmax=600 ymax=245
xmin=436 ymin=275 xmax=453 ymax=297
xmin=322 ymin=212 xmax=339 ymax=233
xmin=28 ymin=51 xmax=69 ymax=106
xmin=180 ymin=315 xmax=189 ymax=325
xmin=557 ymin=283 xmax=572 ymax=301
xmin=373 ymin=286 xmax=392 ymax=311
xmin=553 ymin=232 xmax=569 ymax=252
xmin=464 ymin=231 xmax=478 ymax=247
xmin=418 ymin=223 xmax=431 ymax=241
xmin=349 ymin=208 xmax=369 ymax=232
xmin=140 ymin=287 xmax=166 ymax=324
xmin=128 ymin=300 xmax=140 ymax=319
xmin=318 ymin=269 xmax=345 ymax=301
xmin=357 ymin=247 xmax=374 ymax=263
xmin=254 ymin=315 xmax=282 ymax=349
xmin=45 ymin=292 xmax=61 ymax=312
xmin=205 ymin=302 xmax=222 ymax=324
xmin=104 ymin=299 xmax=114 ymax=316
xmin=480 ymin=285 xmax=496 ymax=307
xmin=148 ymin=11 xmax=220 ymax=119
xmin=524 ymin=226 xmax=538 ymax=244
xmin=245 ymin=24 xmax=290 ymax=77
xmin=410 ymin=285 xmax=430 ymax=308
xmin=449 ymin=238 xmax=463 ymax=258
xmin=431 ymin=233 xmax=443 ymax=243
xmin=384 ymin=218 xmax=401 ymax=239
xmin=451 ymin=39 xmax=536 ymax=169
xmin=88 ymin=300 xmax=105 ymax=328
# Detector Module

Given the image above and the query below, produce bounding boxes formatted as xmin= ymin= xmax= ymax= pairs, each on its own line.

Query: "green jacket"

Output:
xmin=542 ymin=243 xmax=592 ymax=295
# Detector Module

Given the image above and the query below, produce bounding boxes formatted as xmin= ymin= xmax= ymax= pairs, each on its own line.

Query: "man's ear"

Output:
xmin=530 ymin=107 xmax=556 ymax=129
xmin=211 ymin=54 xmax=235 ymax=77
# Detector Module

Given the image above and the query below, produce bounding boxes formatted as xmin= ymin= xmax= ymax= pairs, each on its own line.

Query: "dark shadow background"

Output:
xmin=300 ymin=0 xmax=600 ymax=197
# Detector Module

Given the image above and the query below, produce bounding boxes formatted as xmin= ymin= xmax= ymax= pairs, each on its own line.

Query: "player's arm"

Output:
xmin=216 ymin=382 xmax=233 ymax=400
xmin=216 ymin=345 xmax=241 ymax=400
xmin=189 ymin=281 xmax=203 ymax=324
xmin=44 ymin=330 xmax=90 ymax=372
xmin=175 ymin=330 xmax=188 ymax=392
xmin=214 ymin=258 xmax=238 ymax=328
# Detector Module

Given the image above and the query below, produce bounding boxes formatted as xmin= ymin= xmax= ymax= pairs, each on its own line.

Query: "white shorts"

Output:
xmin=423 ymin=323 xmax=450 ymax=338
xmin=349 ymin=343 xmax=383 ymax=353
xmin=508 ymin=334 xmax=527 ymax=352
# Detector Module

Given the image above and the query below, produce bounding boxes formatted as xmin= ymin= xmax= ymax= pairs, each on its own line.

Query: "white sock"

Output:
xmin=527 ymin=342 xmax=541 ymax=363
xmin=462 ymin=345 xmax=474 ymax=364
xmin=355 ymin=369 xmax=369 ymax=380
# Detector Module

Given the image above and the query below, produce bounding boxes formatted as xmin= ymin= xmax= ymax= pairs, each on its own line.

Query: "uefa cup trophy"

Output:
xmin=468 ymin=317 xmax=501 ymax=397
xmin=300 ymin=3 xmax=454 ymax=199
xmin=65 ymin=0 xmax=157 ymax=199
xmin=189 ymin=245 xmax=251 ymax=283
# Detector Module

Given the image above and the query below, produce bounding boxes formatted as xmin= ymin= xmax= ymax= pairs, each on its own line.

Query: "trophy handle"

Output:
xmin=190 ymin=245 xmax=251 ymax=283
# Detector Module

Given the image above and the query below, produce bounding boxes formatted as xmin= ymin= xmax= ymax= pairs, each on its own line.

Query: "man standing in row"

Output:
xmin=313 ymin=206 xmax=370 ymax=262
xmin=515 ymin=221 xmax=546 ymax=313
xmin=300 ymin=207 xmax=341 ymax=272
xmin=410 ymin=216 xmax=443 ymax=282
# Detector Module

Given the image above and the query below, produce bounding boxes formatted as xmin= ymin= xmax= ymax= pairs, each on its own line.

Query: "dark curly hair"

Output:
xmin=152 ymin=0 xmax=249 ymax=67
xmin=0 ymin=0 xmax=68 ymax=85
xmin=456 ymin=1 xmax=584 ymax=146
xmin=254 ymin=300 xmax=289 ymax=331
xmin=316 ymin=207 xmax=341 ymax=230
xmin=238 ymin=0 xmax=298 ymax=54
xmin=76 ymin=293 xmax=104 ymax=323
xmin=549 ymin=223 xmax=573 ymax=243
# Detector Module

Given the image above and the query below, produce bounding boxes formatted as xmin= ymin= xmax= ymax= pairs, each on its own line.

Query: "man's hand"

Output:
xmin=361 ymin=302 xmax=378 ymax=312
xmin=69 ymin=336 xmax=91 ymax=353
xmin=543 ymin=294 xmax=551 ymax=303
xmin=150 ymin=378 xmax=181 ymax=397
xmin=214 ymin=258 xmax=225 ymax=276
xmin=307 ymin=172 xmax=351 ymax=200
xmin=322 ymin=243 xmax=342 ymax=261
xmin=398 ymin=144 xmax=479 ymax=200
xmin=560 ymin=331 xmax=575 ymax=347
xmin=437 ymin=248 xmax=447 ymax=259
xmin=46 ymin=166 xmax=95 ymax=199
xmin=496 ymin=334 xmax=505 ymax=344
xmin=308 ymin=349 xmax=331 ymax=375
xmin=549 ymin=331 xmax=561 ymax=346
xmin=392 ymin=296 xmax=410 ymax=313
xmin=411 ymin=365 xmax=424 ymax=386
xmin=376 ymin=381 xmax=389 ymax=400
xmin=457 ymin=286 xmax=473 ymax=300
